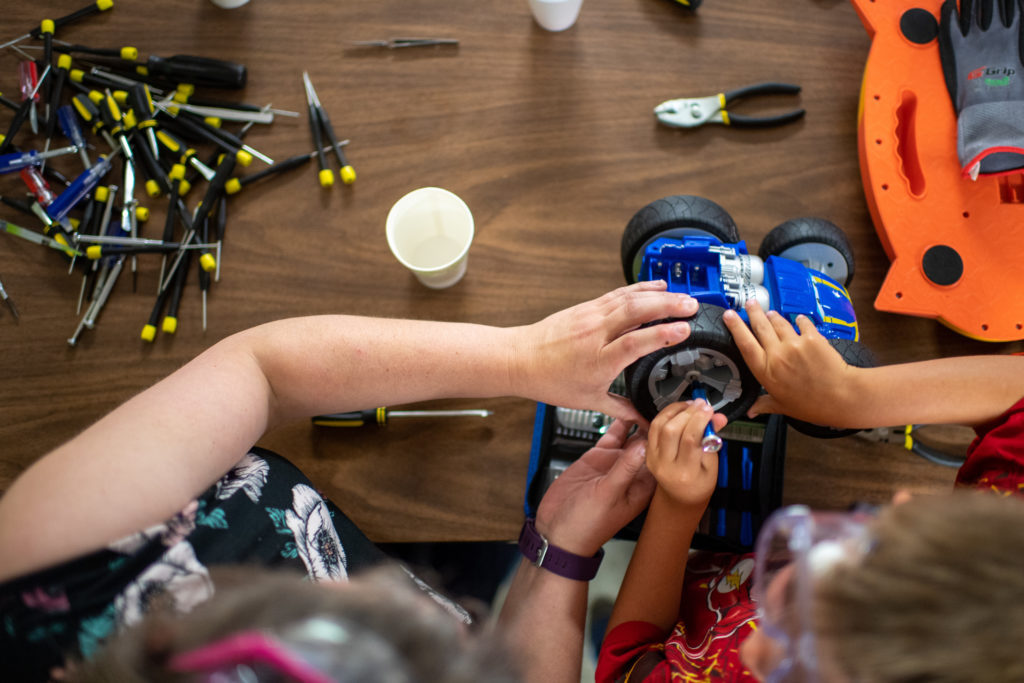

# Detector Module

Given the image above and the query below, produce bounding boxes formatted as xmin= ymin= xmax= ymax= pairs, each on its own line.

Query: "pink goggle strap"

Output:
xmin=168 ymin=631 xmax=335 ymax=683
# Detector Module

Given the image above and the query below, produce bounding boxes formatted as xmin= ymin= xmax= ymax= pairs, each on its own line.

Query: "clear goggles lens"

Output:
xmin=752 ymin=505 xmax=875 ymax=683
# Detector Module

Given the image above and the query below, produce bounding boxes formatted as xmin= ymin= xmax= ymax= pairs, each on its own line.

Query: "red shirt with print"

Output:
xmin=597 ymin=395 xmax=1024 ymax=683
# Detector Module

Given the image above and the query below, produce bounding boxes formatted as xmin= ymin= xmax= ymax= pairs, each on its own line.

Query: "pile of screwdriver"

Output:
xmin=0 ymin=0 xmax=357 ymax=346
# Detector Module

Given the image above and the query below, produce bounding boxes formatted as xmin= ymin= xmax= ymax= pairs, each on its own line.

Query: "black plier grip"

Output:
xmin=721 ymin=83 xmax=805 ymax=127
xmin=655 ymin=82 xmax=805 ymax=128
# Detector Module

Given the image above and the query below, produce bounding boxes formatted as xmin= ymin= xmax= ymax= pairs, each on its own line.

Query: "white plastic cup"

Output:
xmin=386 ymin=187 xmax=475 ymax=289
xmin=528 ymin=0 xmax=584 ymax=31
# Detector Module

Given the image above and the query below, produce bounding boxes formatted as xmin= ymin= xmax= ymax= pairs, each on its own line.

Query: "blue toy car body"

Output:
xmin=639 ymin=234 xmax=859 ymax=342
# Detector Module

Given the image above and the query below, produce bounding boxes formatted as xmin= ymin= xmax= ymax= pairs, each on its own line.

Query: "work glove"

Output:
xmin=939 ymin=0 xmax=1024 ymax=179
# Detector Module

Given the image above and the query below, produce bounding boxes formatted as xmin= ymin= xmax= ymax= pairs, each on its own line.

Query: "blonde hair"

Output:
xmin=814 ymin=490 xmax=1024 ymax=682
xmin=68 ymin=565 xmax=519 ymax=683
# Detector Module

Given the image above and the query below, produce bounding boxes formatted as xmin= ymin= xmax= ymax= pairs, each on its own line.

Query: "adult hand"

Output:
xmin=646 ymin=400 xmax=726 ymax=509
xmin=511 ymin=281 xmax=698 ymax=423
xmin=723 ymin=301 xmax=855 ymax=423
xmin=535 ymin=419 xmax=656 ymax=557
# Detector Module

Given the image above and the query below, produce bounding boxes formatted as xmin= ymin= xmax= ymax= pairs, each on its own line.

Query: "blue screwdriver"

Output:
xmin=45 ymin=154 xmax=115 ymax=222
xmin=690 ymin=385 xmax=723 ymax=453
xmin=0 ymin=145 xmax=80 ymax=174
xmin=57 ymin=104 xmax=92 ymax=169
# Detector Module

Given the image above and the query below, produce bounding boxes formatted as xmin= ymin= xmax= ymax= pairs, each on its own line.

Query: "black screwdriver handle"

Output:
xmin=0 ymin=100 xmax=32 ymax=154
xmin=228 ymin=150 xmax=317 ymax=193
xmin=146 ymin=55 xmax=247 ymax=90
xmin=312 ymin=409 xmax=388 ymax=427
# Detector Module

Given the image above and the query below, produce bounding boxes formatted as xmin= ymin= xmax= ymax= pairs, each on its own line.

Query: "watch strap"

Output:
xmin=517 ymin=517 xmax=604 ymax=581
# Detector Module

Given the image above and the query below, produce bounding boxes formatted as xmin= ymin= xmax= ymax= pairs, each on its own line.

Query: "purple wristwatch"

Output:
xmin=517 ymin=517 xmax=605 ymax=581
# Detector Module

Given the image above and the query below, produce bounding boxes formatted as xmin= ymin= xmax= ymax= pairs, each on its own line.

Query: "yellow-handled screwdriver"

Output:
xmin=302 ymin=71 xmax=355 ymax=186
xmin=312 ymin=408 xmax=493 ymax=427
xmin=0 ymin=0 xmax=114 ymax=51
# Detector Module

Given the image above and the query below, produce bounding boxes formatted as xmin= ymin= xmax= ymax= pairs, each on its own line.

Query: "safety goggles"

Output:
xmin=168 ymin=616 xmax=375 ymax=683
xmin=752 ymin=505 xmax=875 ymax=683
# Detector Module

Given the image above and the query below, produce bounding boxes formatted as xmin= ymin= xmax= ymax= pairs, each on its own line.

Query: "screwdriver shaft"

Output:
xmin=312 ymin=408 xmax=493 ymax=427
xmin=388 ymin=410 xmax=493 ymax=418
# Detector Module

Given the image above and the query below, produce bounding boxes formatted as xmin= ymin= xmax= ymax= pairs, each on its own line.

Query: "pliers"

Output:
xmin=654 ymin=82 xmax=805 ymax=129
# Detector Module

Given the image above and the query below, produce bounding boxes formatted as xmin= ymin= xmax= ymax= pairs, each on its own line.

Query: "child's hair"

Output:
xmin=814 ymin=490 xmax=1024 ymax=682
xmin=67 ymin=564 xmax=520 ymax=683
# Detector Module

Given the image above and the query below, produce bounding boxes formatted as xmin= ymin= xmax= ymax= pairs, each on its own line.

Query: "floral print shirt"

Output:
xmin=0 ymin=448 xmax=393 ymax=682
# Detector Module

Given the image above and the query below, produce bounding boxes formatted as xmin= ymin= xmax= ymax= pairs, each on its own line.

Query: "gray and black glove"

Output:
xmin=939 ymin=0 xmax=1024 ymax=178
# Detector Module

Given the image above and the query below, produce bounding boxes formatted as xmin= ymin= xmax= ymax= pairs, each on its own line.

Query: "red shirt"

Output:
xmin=597 ymin=395 xmax=1024 ymax=683
xmin=596 ymin=550 xmax=759 ymax=683
xmin=955 ymin=396 xmax=1024 ymax=494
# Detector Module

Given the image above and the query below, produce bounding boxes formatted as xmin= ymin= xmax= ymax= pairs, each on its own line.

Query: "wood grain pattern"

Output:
xmin=1 ymin=0 xmax=1018 ymax=542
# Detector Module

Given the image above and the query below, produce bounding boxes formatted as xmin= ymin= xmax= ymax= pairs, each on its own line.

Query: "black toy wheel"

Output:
xmin=625 ymin=305 xmax=758 ymax=422
xmin=621 ymin=195 xmax=740 ymax=284
xmin=757 ymin=217 xmax=855 ymax=287
xmin=786 ymin=338 xmax=877 ymax=439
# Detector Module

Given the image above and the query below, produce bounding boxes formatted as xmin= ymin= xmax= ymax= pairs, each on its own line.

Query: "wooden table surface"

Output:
xmin=2 ymin=0 xmax=1019 ymax=543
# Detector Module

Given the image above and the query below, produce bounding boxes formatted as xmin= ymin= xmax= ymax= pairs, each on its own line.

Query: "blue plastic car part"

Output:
xmin=740 ymin=447 xmax=755 ymax=546
xmin=639 ymin=234 xmax=858 ymax=341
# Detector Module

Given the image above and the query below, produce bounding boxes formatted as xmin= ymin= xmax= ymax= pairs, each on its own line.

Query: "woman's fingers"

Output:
xmin=602 ymin=318 xmax=692 ymax=375
xmin=593 ymin=417 xmax=630 ymax=449
xmin=594 ymin=392 xmax=646 ymax=425
xmin=599 ymin=284 xmax=697 ymax=342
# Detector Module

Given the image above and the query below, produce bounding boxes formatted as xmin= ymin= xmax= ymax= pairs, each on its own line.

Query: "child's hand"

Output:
xmin=723 ymin=300 xmax=854 ymax=423
xmin=646 ymin=400 xmax=726 ymax=509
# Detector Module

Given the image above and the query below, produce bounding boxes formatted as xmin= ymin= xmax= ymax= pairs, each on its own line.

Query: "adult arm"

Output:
xmin=605 ymin=401 xmax=726 ymax=635
xmin=0 ymin=282 xmax=697 ymax=582
xmin=498 ymin=420 xmax=656 ymax=683
xmin=723 ymin=301 xmax=1024 ymax=429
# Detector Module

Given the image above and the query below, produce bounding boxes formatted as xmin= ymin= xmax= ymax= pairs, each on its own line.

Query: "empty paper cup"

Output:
xmin=528 ymin=0 xmax=584 ymax=31
xmin=386 ymin=187 xmax=475 ymax=289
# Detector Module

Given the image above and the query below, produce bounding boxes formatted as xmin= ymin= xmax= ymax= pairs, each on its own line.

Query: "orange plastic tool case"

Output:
xmin=854 ymin=0 xmax=1024 ymax=341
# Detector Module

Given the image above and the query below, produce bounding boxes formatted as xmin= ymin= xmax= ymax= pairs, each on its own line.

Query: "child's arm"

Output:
xmin=723 ymin=301 xmax=1024 ymax=429
xmin=605 ymin=401 xmax=727 ymax=635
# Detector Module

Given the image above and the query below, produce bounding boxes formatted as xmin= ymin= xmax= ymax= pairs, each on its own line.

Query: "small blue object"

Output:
xmin=716 ymin=508 xmax=727 ymax=537
xmin=741 ymin=447 xmax=754 ymax=491
xmin=0 ymin=150 xmax=40 ymax=174
xmin=58 ymin=105 xmax=86 ymax=148
xmin=46 ymin=155 xmax=114 ymax=222
xmin=740 ymin=511 xmax=753 ymax=547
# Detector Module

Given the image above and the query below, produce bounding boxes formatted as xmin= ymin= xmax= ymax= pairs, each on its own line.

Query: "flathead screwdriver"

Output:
xmin=312 ymin=408 xmax=493 ymax=427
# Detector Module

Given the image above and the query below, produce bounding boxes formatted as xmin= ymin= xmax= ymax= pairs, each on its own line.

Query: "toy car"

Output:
xmin=621 ymin=195 xmax=875 ymax=437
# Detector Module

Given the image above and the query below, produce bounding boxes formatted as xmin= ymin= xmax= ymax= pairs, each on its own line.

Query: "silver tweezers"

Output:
xmin=350 ymin=37 xmax=459 ymax=49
